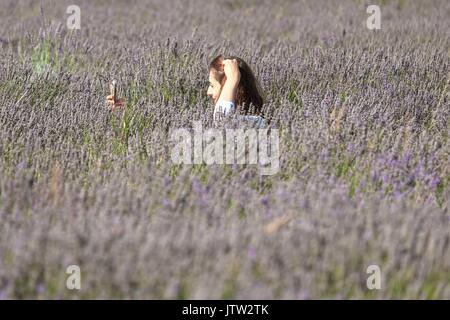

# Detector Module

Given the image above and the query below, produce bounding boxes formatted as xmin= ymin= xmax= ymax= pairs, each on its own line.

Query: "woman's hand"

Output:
xmin=106 ymin=95 xmax=125 ymax=111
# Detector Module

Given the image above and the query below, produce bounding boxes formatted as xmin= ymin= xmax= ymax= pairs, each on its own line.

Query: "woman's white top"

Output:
xmin=214 ymin=100 xmax=266 ymax=127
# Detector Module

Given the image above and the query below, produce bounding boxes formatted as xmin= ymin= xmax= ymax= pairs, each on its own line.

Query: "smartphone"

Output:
xmin=109 ymin=80 xmax=117 ymax=103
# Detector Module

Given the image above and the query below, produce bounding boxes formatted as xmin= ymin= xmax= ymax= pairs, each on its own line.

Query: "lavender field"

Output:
xmin=0 ymin=0 xmax=449 ymax=299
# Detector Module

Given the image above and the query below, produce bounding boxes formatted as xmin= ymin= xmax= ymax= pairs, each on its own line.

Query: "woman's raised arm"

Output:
xmin=217 ymin=59 xmax=241 ymax=104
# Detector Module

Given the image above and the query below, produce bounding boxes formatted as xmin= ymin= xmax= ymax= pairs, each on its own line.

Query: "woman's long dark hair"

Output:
xmin=209 ymin=54 xmax=264 ymax=116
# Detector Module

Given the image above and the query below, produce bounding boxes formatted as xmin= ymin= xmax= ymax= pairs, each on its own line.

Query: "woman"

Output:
xmin=207 ymin=54 xmax=265 ymax=127
xmin=107 ymin=54 xmax=266 ymax=126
